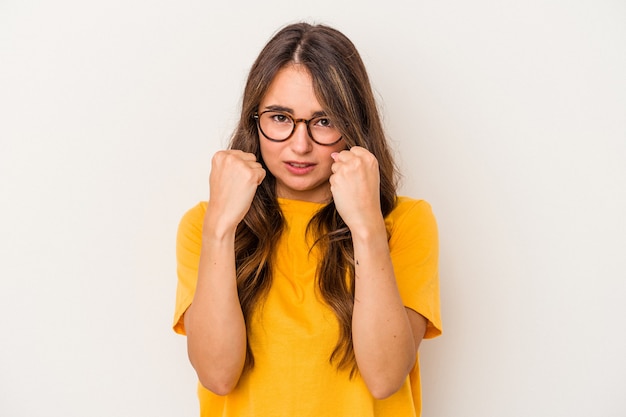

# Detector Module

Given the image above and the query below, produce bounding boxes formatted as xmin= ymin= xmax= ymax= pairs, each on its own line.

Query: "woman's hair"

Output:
xmin=229 ymin=22 xmax=398 ymax=375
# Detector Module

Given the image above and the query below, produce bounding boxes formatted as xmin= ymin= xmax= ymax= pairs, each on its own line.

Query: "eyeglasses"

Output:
xmin=253 ymin=110 xmax=343 ymax=146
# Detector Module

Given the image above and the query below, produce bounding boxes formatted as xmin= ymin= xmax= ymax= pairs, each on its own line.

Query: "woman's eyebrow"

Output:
xmin=263 ymin=105 xmax=293 ymax=113
xmin=261 ymin=105 xmax=328 ymax=118
xmin=311 ymin=111 xmax=327 ymax=118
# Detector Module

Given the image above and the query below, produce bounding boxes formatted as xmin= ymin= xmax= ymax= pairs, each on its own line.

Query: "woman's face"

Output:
xmin=258 ymin=64 xmax=346 ymax=203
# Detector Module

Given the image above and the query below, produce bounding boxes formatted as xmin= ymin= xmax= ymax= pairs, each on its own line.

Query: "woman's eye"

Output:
xmin=272 ymin=113 xmax=290 ymax=123
xmin=314 ymin=118 xmax=333 ymax=128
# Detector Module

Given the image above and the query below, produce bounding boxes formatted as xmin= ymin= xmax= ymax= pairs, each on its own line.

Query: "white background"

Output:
xmin=1 ymin=1 xmax=625 ymax=416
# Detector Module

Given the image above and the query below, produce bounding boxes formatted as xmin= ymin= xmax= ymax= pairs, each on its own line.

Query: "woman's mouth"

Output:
xmin=284 ymin=161 xmax=315 ymax=174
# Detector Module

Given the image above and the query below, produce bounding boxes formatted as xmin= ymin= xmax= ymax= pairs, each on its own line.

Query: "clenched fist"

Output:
xmin=329 ymin=146 xmax=383 ymax=232
xmin=206 ymin=150 xmax=266 ymax=234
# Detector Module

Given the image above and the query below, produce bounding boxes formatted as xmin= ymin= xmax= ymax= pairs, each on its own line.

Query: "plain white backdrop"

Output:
xmin=1 ymin=1 xmax=625 ymax=416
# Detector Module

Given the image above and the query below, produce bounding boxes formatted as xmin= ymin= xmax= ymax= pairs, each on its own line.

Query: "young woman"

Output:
xmin=173 ymin=22 xmax=442 ymax=416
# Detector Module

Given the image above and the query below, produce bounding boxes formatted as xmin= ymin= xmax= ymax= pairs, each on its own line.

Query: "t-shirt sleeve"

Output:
xmin=172 ymin=202 xmax=207 ymax=335
xmin=388 ymin=198 xmax=442 ymax=339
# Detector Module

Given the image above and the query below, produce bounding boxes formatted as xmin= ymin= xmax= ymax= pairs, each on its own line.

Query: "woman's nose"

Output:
xmin=289 ymin=122 xmax=313 ymax=153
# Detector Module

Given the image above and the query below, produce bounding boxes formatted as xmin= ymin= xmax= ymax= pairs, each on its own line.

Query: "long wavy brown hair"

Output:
xmin=228 ymin=22 xmax=398 ymax=375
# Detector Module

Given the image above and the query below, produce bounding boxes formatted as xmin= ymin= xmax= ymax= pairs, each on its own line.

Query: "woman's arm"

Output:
xmin=184 ymin=150 xmax=266 ymax=395
xmin=350 ymin=221 xmax=427 ymax=399
xmin=330 ymin=147 xmax=426 ymax=399
xmin=184 ymin=219 xmax=246 ymax=395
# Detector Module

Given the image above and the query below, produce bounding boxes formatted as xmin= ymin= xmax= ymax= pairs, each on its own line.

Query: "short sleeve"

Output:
xmin=172 ymin=202 xmax=207 ymax=335
xmin=387 ymin=198 xmax=442 ymax=339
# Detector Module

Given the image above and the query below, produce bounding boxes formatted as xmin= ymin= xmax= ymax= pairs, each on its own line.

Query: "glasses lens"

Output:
xmin=259 ymin=112 xmax=293 ymax=141
xmin=309 ymin=116 xmax=341 ymax=145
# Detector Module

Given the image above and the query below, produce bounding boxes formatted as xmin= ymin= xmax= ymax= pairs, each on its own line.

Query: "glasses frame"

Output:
xmin=253 ymin=110 xmax=343 ymax=146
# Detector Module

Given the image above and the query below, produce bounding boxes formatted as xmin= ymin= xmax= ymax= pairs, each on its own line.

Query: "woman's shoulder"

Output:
xmin=386 ymin=196 xmax=437 ymax=235
xmin=183 ymin=201 xmax=208 ymax=218
xmin=178 ymin=201 xmax=208 ymax=235
xmin=391 ymin=196 xmax=434 ymax=218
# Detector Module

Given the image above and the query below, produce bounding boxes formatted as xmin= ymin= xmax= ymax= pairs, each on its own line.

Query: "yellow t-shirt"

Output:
xmin=173 ymin=197 xmax=442 ymax=417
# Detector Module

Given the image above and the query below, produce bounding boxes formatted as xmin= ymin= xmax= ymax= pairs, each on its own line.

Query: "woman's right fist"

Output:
xmin=206 ymin=150 xmax=266 ymax=233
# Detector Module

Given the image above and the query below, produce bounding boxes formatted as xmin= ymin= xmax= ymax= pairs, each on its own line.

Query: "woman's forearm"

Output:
xmin=350 ymin=219 xmax=421 ymax=399
xmin=184 ymin=220 xmax=247 ymax=396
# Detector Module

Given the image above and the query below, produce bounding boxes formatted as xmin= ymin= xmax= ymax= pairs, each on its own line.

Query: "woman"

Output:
xmin=173 ymin=22 xmax=442 ymax=416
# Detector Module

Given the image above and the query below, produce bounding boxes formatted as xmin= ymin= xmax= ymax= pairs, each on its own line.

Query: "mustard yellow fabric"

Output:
xmin=173 ymin=197 xmax=442 ymax=417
